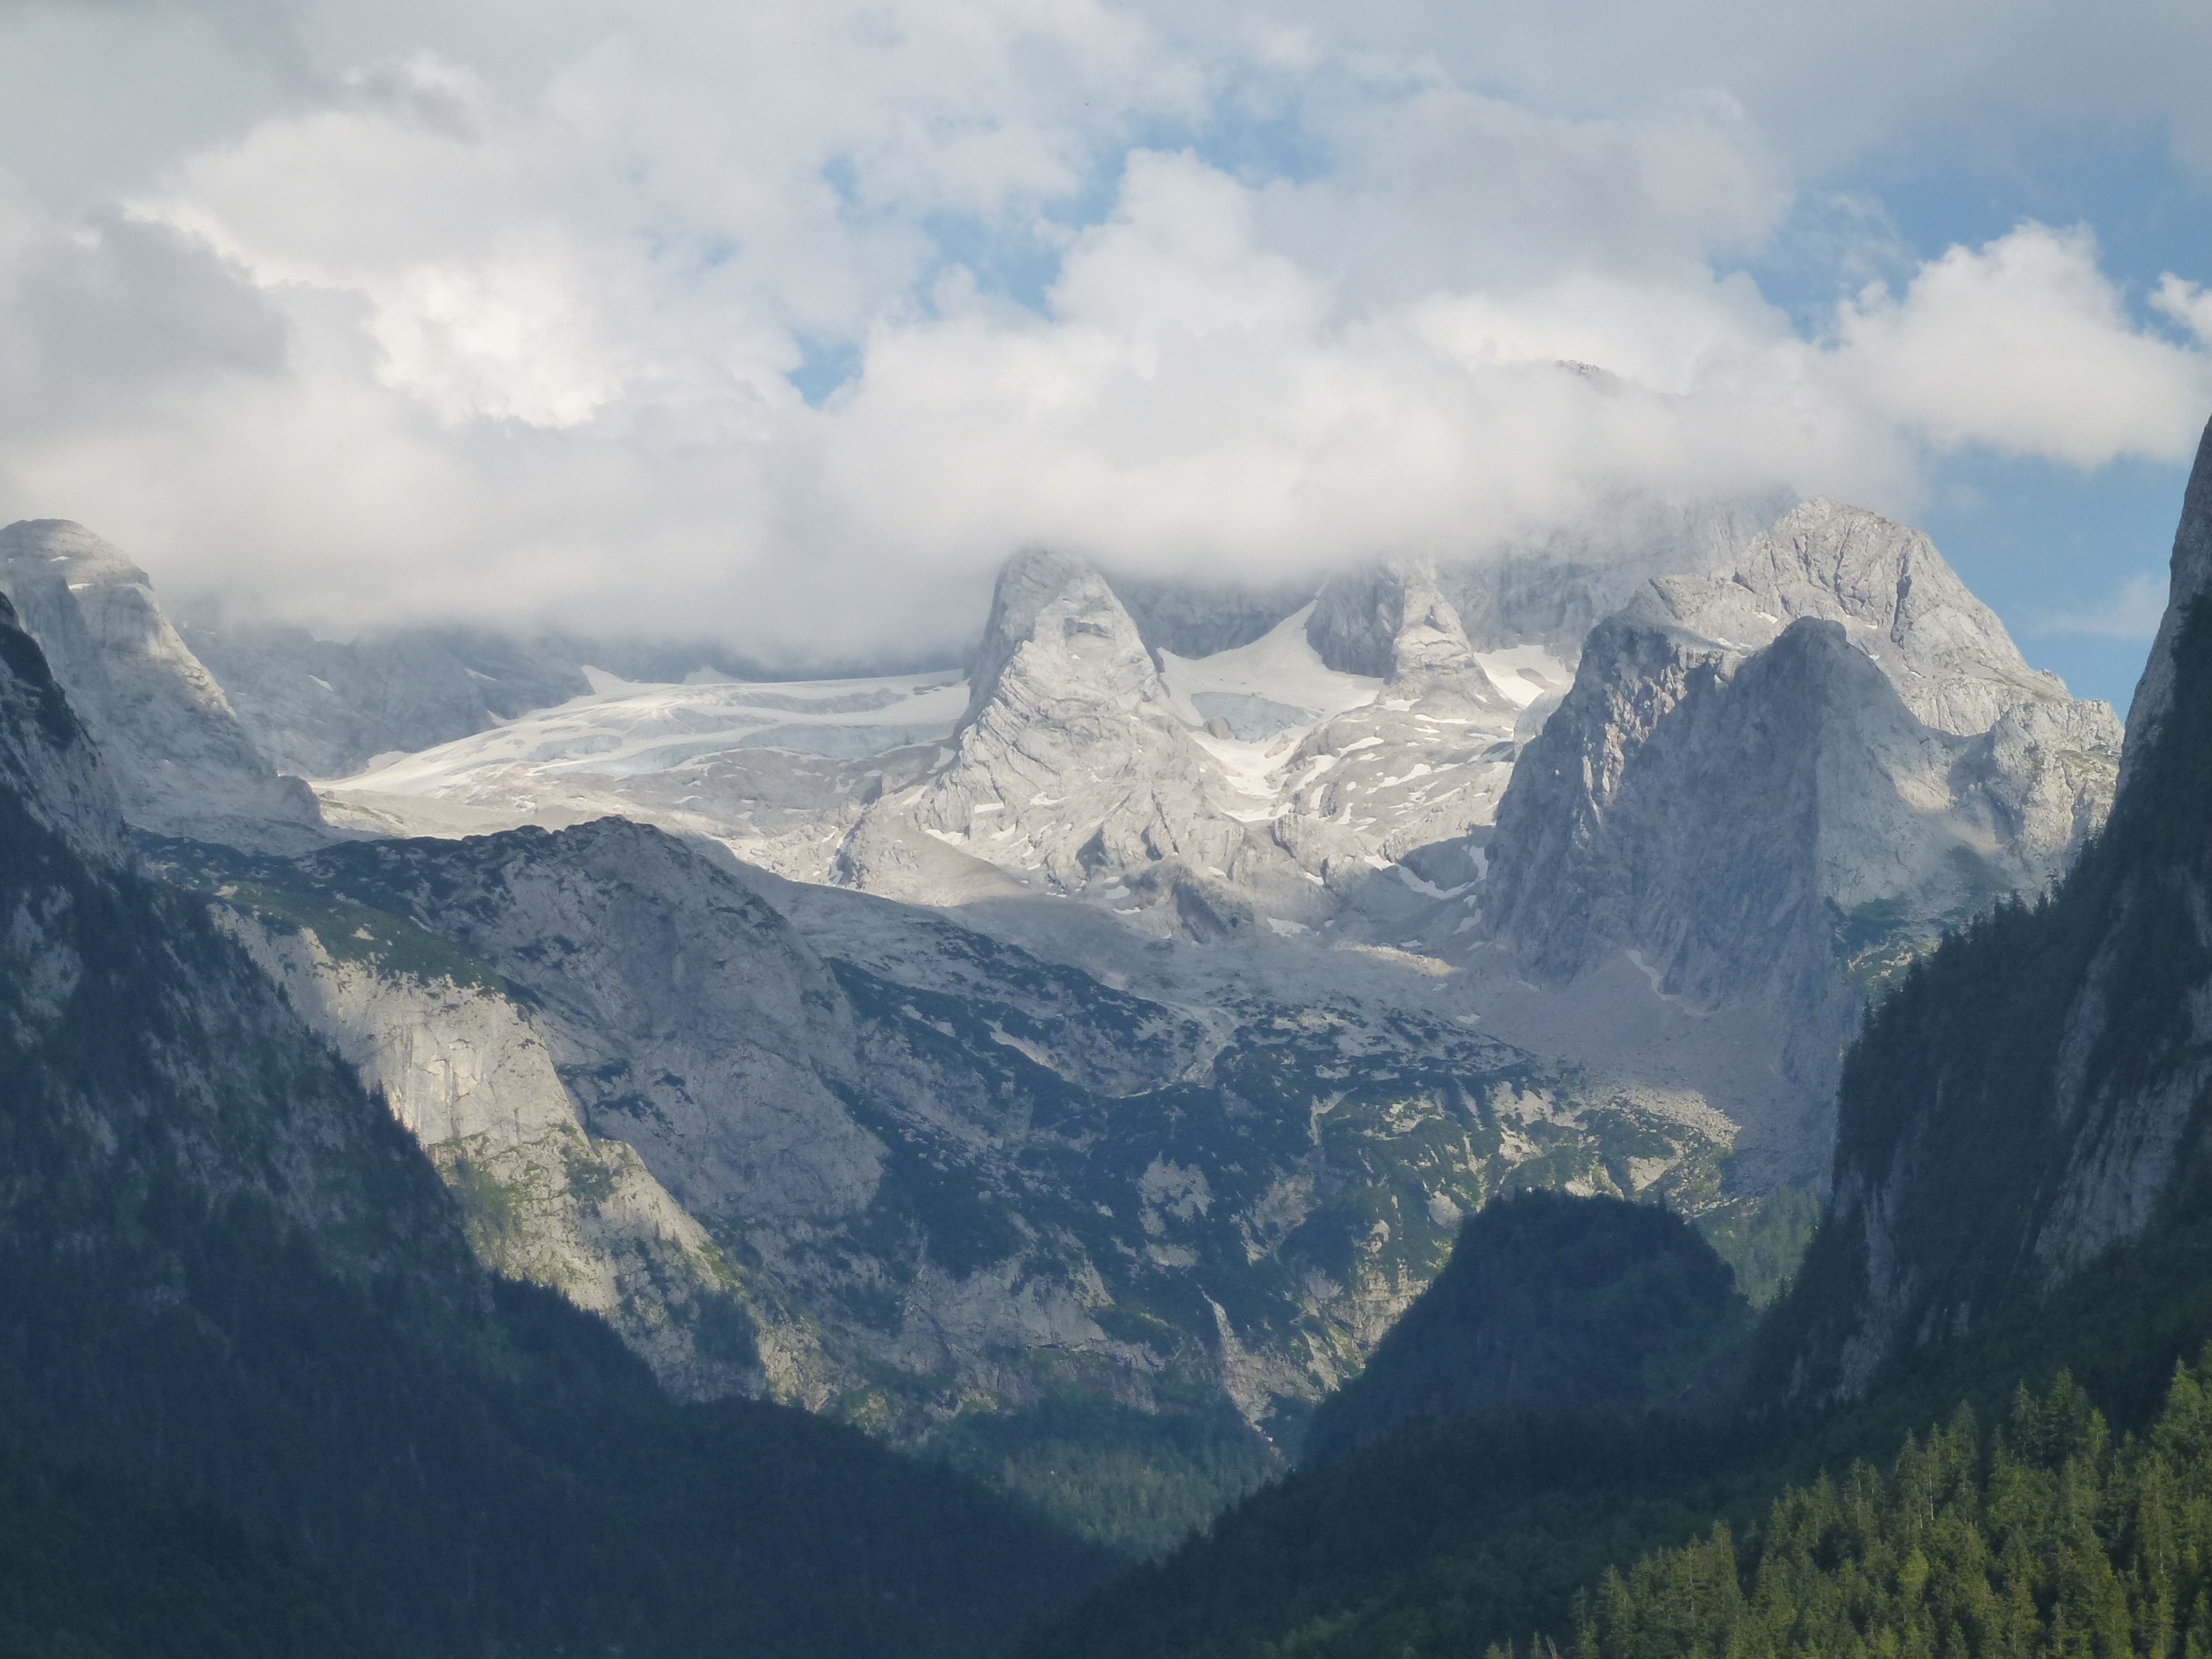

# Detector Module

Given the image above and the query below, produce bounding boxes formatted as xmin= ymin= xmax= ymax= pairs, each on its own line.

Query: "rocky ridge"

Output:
xmin=157 ymin=816 xmax=1734 ymax=1545
xmin=1476 ymin=502 xmax=2120 ymax=1180
xmin=14 ymin=492 xmax=2124 ymax=1538
xmin=1765 ymin=417 xmax=2212 ymax=1403
xmin=0 ymin=520 xmax=327 ymax=852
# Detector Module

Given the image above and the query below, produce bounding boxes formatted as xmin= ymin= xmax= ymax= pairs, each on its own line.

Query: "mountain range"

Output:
xmin=1012 ymin=409 xmax=2212 ymax=1659
xmin=0 ymin=481 xmax=2124 ymax=1554
xmin=8 ymin=427 xmax=2202 ymax=1659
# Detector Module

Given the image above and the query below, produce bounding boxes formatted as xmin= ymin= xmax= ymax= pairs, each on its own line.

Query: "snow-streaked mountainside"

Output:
xmin=299 ymin=498 xmax=2116 ymax=1191
xmin=0 ymin=496 xmax=2120 ymax=1543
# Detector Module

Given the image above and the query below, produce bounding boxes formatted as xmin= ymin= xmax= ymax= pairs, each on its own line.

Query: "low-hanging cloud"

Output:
xmin=0 ymin=0 xmax=2205 ymax=665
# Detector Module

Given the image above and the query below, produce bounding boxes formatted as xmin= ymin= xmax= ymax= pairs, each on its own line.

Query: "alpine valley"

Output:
xmin=0 ymin=412 xmax=2187 ymax=1657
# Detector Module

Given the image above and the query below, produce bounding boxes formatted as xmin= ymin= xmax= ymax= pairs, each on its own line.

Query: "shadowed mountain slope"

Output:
xmin=0 ymin=588 xmax=1111 ymax=1657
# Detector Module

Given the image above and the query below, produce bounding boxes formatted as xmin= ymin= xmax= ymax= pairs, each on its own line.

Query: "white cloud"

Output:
xmin=0 ymin=1 xmax=2203 ymax=664
xmin=1829 ymin=224 xmax=2212 ymax=467
xmin=2154 ymin=274 xmax=2212 ymax=347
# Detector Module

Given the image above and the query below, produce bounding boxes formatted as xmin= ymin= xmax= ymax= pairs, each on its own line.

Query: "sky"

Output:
xmin=0 ymin=0 xmax=2207 ymax=705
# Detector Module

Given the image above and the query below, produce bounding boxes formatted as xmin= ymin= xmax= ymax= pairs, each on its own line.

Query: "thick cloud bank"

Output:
xmin=0 ymin=0 xmax=2206 ymax=662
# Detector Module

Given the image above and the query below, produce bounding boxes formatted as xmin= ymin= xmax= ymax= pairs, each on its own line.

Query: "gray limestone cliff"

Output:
xmin=855 ymin=550 xmax=1311 ymax=931
xmin=1768 ymin=414 xmax=2212 ymax=1403
xmin=1479 ymin=502 xmax=2120 ymax=1184
xmin=0 ymin=590 xmax=129 ymax=869
xmin=0 ymin=520 xmax=327 ymax=852
xmin=0 ymin=571 xmax=475 ymax=1299
xmin=159 ymin=812 xmax=1737 ymax=1547
xmin=216 ymin=907 xmax=779 ymax=1400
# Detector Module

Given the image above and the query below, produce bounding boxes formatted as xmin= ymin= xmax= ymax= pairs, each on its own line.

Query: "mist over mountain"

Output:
xmin=1011 ymin=411 xmax=2212 ymax=1659
xmin=0 ymin=370 xmax=2202 ymax=1659
xmin=2 ymin=0 xmax=2208 ymax=1650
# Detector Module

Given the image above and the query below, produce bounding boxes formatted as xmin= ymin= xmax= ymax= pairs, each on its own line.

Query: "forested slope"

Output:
xmin=1303 ymin=1190 xmax=1752 ymax=1463
xmin=0 ymin=588 xmax=1109 ymax=1657
xmin=1570 ymin=1360 xmax=2212 ymax=1659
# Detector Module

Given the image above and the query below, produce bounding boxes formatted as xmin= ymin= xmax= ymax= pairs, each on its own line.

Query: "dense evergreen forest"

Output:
xmin=1566 ymin=1359 xmax=2212 ymax=1659
xmin=0 ymin=1434 xmax=396 ymax=1658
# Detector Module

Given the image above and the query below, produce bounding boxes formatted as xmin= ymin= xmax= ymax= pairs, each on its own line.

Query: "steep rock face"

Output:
xmin=0 ymin=520 xmax=326 ymax=851
xmin=0 ymin=591 xmax=128 ymax=869
xmin=861 ymin=551 xmax=1310 ymax=928
xmin=160 ymin=814 xmax=1735 ymax=1533
xmin=1769 ymin=415 xmax=2212 ymax=1405
xmin=0 ymin=610 xmax=456 ymax=1269
xmin=291 ymin=820 xmax=882 ymax=1227
xmin=1639 ymin=499 xmax=2072 ymax=735
xmin=208 ymin=902 xmax=777 ymax=1400
xmin=1479 ymin=506 xmax=2120 ymax=1181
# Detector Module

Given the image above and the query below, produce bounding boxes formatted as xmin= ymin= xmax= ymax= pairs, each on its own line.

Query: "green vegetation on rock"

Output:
xmin=1302 ymin=1191 xmax=1755 ymax=1465
xmin=1568 ymin=1358 xmax=2212 ymax=1659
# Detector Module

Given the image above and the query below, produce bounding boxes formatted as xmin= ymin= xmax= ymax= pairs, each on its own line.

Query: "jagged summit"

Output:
xmin=1635 ymin=498 xmax=2072 ymax=735
xmin=0 ymin=519 xmax=327 ymax=853
xmin=858 ymin=549 xmax=1311 ymax=921
xmin=2121 ymin=416 xmax=2212 ymax=787
xmin=1305 ymin=558 xmax=1511 ymax=708
xmin=1476 ymin=499 xmax=2123 ymax=1182
xmin=962 ymin=549 xmax=1173 ymax=731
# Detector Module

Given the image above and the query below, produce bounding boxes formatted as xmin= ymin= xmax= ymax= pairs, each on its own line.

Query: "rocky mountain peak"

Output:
xmin=1480 ymin=510 xmax=2122 ymax=1179
xmin=1306 ymin=560 xmax=1437 ymax=679
xmin=2122 ymin=416 xmax=2212 ymax=790
xmin=1 ymin=518 xmax=241 ymax=719
xmin=1304 ymin=560 xmax=1513 ymax=716
xmin=1385 ymin=565 xmax=1477 ymax=678
xmin=0 ymin=518 xmax=327 ymax=853
xmin=850 ymin=549 xmax=1308 ymax=916
xmin=964 ymin=549 xmax=1166 ymax=730
xmin=1637 ymin=499 xmax=2069 ymax=736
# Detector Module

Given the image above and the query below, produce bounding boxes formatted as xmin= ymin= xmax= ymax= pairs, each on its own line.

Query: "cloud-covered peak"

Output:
xmin=0 ymin=0 xmax=2201 ymax=668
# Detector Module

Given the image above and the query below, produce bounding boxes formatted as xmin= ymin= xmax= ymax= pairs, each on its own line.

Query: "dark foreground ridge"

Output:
xmin=0 ymin=585 xmax=1110 ymax=1656
xmin=1303 ymin=1189 xmax=1753 ymax=1464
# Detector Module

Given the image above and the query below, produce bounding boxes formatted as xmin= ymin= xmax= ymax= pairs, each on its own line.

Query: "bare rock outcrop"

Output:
xmin=1480 ymin=503 xmax=2122 ymax=1184
xmin=0 ymin=520 xmax=326 ymax=852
